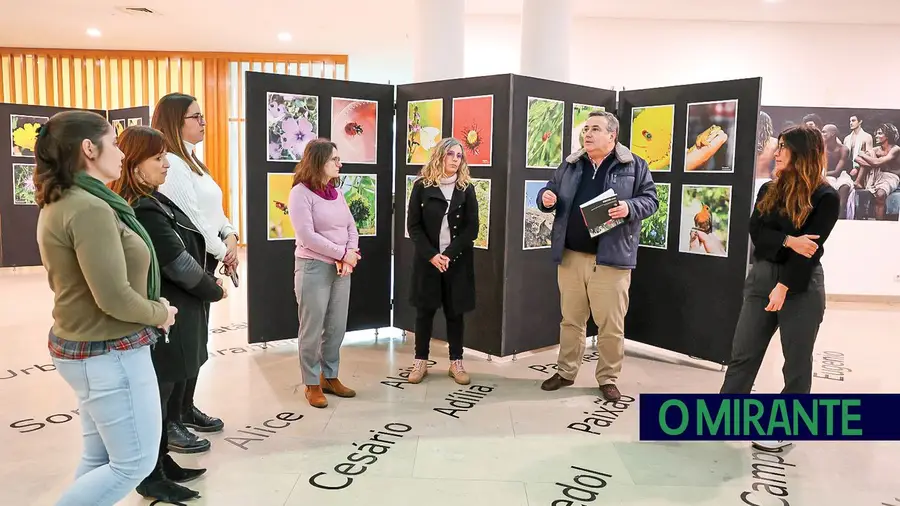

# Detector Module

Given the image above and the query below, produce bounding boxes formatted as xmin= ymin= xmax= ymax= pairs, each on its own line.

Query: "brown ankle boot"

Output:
xmin=320 ymin=374 xmax=356 ymax=398
xmin=305 ymin=385 xmax=328 ymax=408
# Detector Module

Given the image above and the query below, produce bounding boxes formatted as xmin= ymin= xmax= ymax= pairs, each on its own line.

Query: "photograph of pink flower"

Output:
xmin=331 ymin=98 xmax=377 ymax=164
xmin=267 ymin=92 xmax=319 ymax=163
xmin=13 ymin=163 xmax=36 ymax=205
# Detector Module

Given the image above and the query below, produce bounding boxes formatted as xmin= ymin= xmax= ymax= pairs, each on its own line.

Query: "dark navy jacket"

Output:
xmin=537 ymin=143 xmax=658 ymax=269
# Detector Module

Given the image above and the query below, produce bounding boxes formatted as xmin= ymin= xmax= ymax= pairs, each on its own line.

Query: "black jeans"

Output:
xmin=166 ymin=377 xmax=197 ymax=422
xmin=155 ymin=380 xmax=179 ymax=468
xmin=415 ymin=307 xmax=464 ymax=360
xmin=720 ymin=260 xmax=826 ymax=395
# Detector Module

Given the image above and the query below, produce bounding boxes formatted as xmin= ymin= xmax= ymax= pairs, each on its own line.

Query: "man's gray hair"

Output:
xmin=589 ymin=110 xmax=619 ymax=136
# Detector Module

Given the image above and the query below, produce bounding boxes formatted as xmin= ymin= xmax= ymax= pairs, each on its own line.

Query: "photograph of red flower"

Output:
xmin=452 ymin=95 xmax=493 ymax=166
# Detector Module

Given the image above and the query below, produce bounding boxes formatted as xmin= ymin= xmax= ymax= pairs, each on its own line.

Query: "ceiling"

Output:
xmin=3 ymin=0 xmax=900 ymax=54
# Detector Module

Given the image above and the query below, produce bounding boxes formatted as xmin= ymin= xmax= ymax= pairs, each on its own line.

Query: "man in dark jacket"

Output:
xmin=536 ymin=111 xmax=657 ymax=401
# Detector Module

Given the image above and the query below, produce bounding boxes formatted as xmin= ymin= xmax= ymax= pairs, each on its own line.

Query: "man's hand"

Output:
xmin=541 ymin=190 xmax=557 ymax=209
xmin=608 ymin=201 xmax=629 ymax=220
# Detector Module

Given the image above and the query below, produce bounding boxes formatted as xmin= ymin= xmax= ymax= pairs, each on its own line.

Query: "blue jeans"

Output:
xmin=294 ymin=257 xmax=351 ymax=385
xmin=52 ymin=345 xmax=161 ymax=506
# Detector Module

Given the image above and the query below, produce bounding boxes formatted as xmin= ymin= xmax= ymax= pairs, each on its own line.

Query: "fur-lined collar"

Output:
xmin=565 ymin=143 xmax=634 ymax=165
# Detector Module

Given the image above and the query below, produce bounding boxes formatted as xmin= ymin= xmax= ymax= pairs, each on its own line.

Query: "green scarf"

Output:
xmin=74 ymin=171 xmax=160 ymax=301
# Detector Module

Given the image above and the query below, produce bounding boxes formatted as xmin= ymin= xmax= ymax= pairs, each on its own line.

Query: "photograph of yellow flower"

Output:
xmin=113 ymin=119 xmax=126 ymax=136
xmin=630 ymin=104 xmax=675 ymax=172
xmin=267 ymin=173 xmax=295 ymax=241
xmin=11 ymin=114 xmax=49 ymax=157
xmin=407 ymin=99 xmax=443 ymax=165
xmin=12 ymin=163 xmax=36 ymax=206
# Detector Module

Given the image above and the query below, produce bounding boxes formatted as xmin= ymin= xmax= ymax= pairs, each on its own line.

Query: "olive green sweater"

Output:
xmin=36 ymin=187 xmax=168 ymax=342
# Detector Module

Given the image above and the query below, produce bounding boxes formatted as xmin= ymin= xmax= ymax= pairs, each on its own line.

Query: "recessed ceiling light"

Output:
xmin=86 ymin=28 xmax=102 ymax=37
xmin=277 ymin=32 xmax=292 ymax=42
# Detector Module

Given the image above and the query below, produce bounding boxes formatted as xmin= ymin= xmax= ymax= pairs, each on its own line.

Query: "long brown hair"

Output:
xmin=756 ymin=124 xmax=827 ymax=228
xmin=152 ymin=92 xmax=208 ymax=176
xmin=33 ymin=110 xmax=111 ymax=208
xmin=417 ymin=137 xmax=470 ymax=189
xmin=292 ymin=139 xmax=339 ymax=190
xmin=109 ymin=126 xmax=168 ymax=204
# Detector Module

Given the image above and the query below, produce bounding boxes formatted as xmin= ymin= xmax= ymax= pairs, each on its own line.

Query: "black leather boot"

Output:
xmin=136 ymin=464 xmax=201 ymax=503
xmin=163 ymin=454 xmax=206 ymax=483
xmin=182 ymin=405 xmax=224 ymax=433
xmin=167 ymin=421 xmax=211 ymax=454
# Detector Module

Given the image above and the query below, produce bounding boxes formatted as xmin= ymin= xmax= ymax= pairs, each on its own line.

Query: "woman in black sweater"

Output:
xmin=111 ymin=126 xmax=227 ymax=503
xmin=405 ymin=137 xmax=479 ymax=385
xmin=719 ymin=124 xmax=839 ymax=451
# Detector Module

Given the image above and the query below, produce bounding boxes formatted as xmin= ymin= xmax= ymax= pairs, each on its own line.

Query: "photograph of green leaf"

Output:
xmin=339 ymin=174 xmax=377 ymax=237
xmin=404 ymin=175 xmax=416 ymax=239
xmin=525 ymin=97 xmax=564 ymax=168
xmin=12 ymin=163 xmax=36 ymax=205
xmin=679 ymin=184 xmax=732 ymax=258
xmin=470 ymin=178 xmax=491 ymax=249
xmin=640 ymin=182 xmax=669 ymax=249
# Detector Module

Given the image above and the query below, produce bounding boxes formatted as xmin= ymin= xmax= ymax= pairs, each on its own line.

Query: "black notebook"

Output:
xmin=580 ymin=189 xmax=623 ymax=238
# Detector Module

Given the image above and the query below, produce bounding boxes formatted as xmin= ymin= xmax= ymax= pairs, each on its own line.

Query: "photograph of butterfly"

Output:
xmin=267 ymin=173 xmax=295 ymax=240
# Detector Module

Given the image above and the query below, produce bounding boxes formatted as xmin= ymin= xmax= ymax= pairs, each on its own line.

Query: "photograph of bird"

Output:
xmin=694 ymin=204 xmax=713 ymax=234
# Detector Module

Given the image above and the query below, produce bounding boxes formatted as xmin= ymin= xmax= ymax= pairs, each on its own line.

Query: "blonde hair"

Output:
xmin=417 ymin=137 xmax=470 ymax=189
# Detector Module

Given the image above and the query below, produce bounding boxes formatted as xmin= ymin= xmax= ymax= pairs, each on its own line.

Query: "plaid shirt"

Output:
xmin=48 ymin=327 xmax=160 ymax=360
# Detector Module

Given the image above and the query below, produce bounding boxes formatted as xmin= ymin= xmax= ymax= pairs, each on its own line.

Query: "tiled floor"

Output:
xmin=1 ymin=259 xmax=897 ymax=505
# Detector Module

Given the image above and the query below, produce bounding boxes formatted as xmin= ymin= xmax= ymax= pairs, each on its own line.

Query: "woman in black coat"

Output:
xmin=406 ymin=137 xmax=479 ymax=386
xmin=111 ymin=126 xmax=226 ymax=503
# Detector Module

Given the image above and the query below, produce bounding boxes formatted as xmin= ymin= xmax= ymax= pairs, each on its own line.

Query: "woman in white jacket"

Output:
xmin=152 ymin=92 xmax=237 ymax=449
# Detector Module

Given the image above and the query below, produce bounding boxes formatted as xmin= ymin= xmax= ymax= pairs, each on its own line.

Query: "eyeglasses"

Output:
xmin=184 ymin=113 xmax=205 ymax=124
xmin=330 ymin=156 xmax=341 ymax=164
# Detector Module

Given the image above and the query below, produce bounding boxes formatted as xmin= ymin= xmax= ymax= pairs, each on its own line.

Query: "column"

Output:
xmin=413 ymin=0 xmax=465 ymax=82
xmin=520 ymin=0 xmax=572 ymax=81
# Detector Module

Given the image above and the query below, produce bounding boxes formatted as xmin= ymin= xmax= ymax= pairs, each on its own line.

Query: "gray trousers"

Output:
xmin=294 ymin=257 xmax=351 ymax=386
xmin=720 ymin=260 xmax=826 ymax=395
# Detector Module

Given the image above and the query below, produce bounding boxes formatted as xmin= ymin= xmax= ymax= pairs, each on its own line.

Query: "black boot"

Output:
xmin=182 ymin=405 xmax=224 ymax=433
xmin=167 ymin=421 xmax=211 ymax=454
xmin=136 ymin=464 xmax=201 ymax=503
xmin=163 ymin=454 xmax=207 ymax=483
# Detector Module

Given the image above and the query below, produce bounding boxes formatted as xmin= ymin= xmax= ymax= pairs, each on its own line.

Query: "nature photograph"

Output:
xmin=470 ymin=178 xmax=491 ymax=249
xmin=407 ymin=98 xmax=443 ymax=165
xmin=127 ymin=118 xmax=142 ymax=126
xmin=679 ymin=184 xmax=732 ymax=257
xmin=267 ymin=172 xmax=295 ymax=240
xmin=685 ymin=99 xmax=738 ymax=172
xmin=526 ymin=97 xmax=564 ymax=168
xmin=571 ymin=103 xmax=606 ymax=152
xmin=339 ymin=174 xmax=377 ymax=236
xmin=267 ymin=92 xmax=319 ymax=162
xmin=523 ymin=180 xmax=553 ymax=250
xmin=404 ymin=174 xmax=417 ymax=238
xmin=332 ymin=98 xmax=377 ymax=164
xmin=452 ymin=95 xmax=493 ymax=166
xmin=12 ymin=163 xmax=36 ymax=205
xmin=113 ymin=119 xmax=126 ymax=136
xmin=639 ymin=182 xmax=670 ymax=249
xmin=630 ymin=104 xmax=675 ymax=172
xmin=11 ymin=114 xmax=49 ymax=157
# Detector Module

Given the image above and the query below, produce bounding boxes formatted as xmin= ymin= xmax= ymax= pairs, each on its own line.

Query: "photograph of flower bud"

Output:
xmin=526 ymin=97 xmax=564 ymax=169
xmin=339 ymin=174 xmax=377 ymax=237
xmin=10 ymin=114 xmax=48 ymax=157
xmin=266 ymin=92 xmax=319 ymax=162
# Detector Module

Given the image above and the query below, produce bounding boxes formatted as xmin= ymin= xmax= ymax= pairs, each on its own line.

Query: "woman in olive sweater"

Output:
xmin=34 ymin=111 xmax=178 ymax=506
xmin=111 ymin=126 xmax=227 ymax=503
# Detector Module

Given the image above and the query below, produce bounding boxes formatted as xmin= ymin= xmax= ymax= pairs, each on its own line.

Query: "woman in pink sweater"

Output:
xmin=288 ymin=139 xmax=360 ymax=408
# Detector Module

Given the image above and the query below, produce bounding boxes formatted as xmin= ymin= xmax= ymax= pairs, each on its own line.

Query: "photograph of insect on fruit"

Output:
xmin=525 ymin=96 xmax=564 ymax=169
xmin=331 ymin=98 xmax=377 ymax=164
xmin=684 ymin=99 xmax=738 ymax=172
xmin=679 ymin=184 xmax=732 ymax=257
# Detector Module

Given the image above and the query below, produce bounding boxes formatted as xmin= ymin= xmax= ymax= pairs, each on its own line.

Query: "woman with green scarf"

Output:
xmin=34 ymin=110 xmax=179 ymax=506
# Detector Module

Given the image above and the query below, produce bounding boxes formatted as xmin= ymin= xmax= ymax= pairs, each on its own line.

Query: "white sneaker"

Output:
xmin=752 ymin=440 xmax=793 ymax=451
xmin=407 ymin=359 xmax=428 ymax=384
